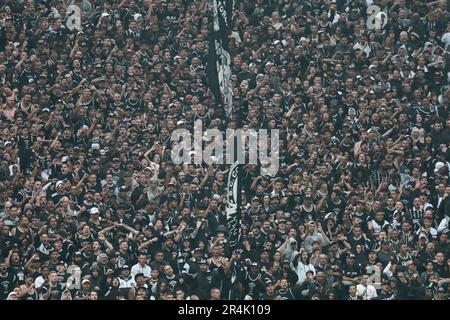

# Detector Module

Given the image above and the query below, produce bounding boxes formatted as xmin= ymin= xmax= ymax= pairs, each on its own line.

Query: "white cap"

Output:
xmin=100 ymin=12 xmax=110 ymax=18
xmin=388 ymin=184 xmax=397 ymax=191
xmin=90 ymin=207 xmax=99 ymax=214
xmin=434 ymin=162 xmax=445 ymax=173
xmin=56 ymin=180 xmax=64 ymax=189
xmin=7 ymin=292 xmax=18 ymax=299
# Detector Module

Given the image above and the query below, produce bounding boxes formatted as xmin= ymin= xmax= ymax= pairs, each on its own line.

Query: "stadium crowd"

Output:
xmin=0 ymin=0 xmax=449 ymax=300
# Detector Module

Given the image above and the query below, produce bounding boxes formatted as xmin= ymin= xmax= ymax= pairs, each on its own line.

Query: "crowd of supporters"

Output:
xmin=0 ymin=0 xmax=449 ymax=300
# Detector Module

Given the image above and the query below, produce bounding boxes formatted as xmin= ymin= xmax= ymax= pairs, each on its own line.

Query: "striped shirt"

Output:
xmin=406 ymin=207 xmax=423 ymax=232
xmin=435 ymin=10 xmax=450 ymax=32
xmin=399 ymin=231 xmax=415 ymax=248
xmin=368 ymin=169 xmax=391 ymax=190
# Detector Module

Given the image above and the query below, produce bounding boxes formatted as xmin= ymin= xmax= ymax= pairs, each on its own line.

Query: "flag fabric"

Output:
xmin=226 ymin=161 xmax=241 ymax=251
xmin=207 ymin=0 xmax=234 ymax=116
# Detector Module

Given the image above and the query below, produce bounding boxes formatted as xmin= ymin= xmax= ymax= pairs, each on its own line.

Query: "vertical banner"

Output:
xmin=226 ymin=161 xmax=241 ymax=250
xmin=207 ymin=0 xmax=234 ymax=116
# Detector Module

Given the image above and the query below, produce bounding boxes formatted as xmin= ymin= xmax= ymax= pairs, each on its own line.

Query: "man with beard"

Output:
xmin=192 ymin=259 xmax=224 ymax=300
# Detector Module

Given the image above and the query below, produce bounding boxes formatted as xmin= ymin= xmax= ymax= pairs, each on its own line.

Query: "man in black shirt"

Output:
xmin=434 ymin=252 xmax=449 ymax=286
xmin=192 ymin=259 xmax=224 ymax=300
xmin=341 ymin=253 xmax=362 ymax=286
xmin=0 ymin=260 xmax=16 ymax=300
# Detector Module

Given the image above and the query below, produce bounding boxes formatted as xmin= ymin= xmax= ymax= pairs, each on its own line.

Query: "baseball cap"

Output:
xmin=324 ymin=212 xmax=336 ymax=220
xmin=434 ymin=162 xmax=445 ymax=173
xmin=7 ymin=292 xmax=18 ymax=299
xmin=265 ymin=280 xmax=274 ymax=286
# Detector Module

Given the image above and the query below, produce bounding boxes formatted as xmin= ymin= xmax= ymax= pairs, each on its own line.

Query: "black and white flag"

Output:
xmin=226 ymin=161 xmax=241 ymax=251
xmin=207 ymin=0 xmax=234 ymax=116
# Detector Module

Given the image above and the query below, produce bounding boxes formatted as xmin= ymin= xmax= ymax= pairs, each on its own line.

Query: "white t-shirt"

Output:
xmin=441 ymin=32 xmax=450 ymax=50
xmin=119 ymin=277 xmax=136 ymax=289
xmin=131 ymin=263 xmax=152 ymax=279
xmin=356 ymin=283 xmax=378 ymax=300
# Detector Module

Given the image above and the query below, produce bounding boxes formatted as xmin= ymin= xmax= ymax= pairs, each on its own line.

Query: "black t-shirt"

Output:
xmin=10 ymin=265 xmax=26 ymax=285
xmin=327 ymin=200 xmax=346 ymax=222
xmin=40 ymin=282 xmax=64 ymax=300
xmin=341 ymin=263 xmax=362 ymax=279
xmin=434 ymin=262 xmax=449 ymax=279
xmin=160 ymin=8 xmax=179 ymax=23
xmin=0 ymin=272 xmax=17 ymax=299
xmin=276 ymin=288 xmax=295 ymax=300
xmin=242 ymin=271 xmax=266 ymax=299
